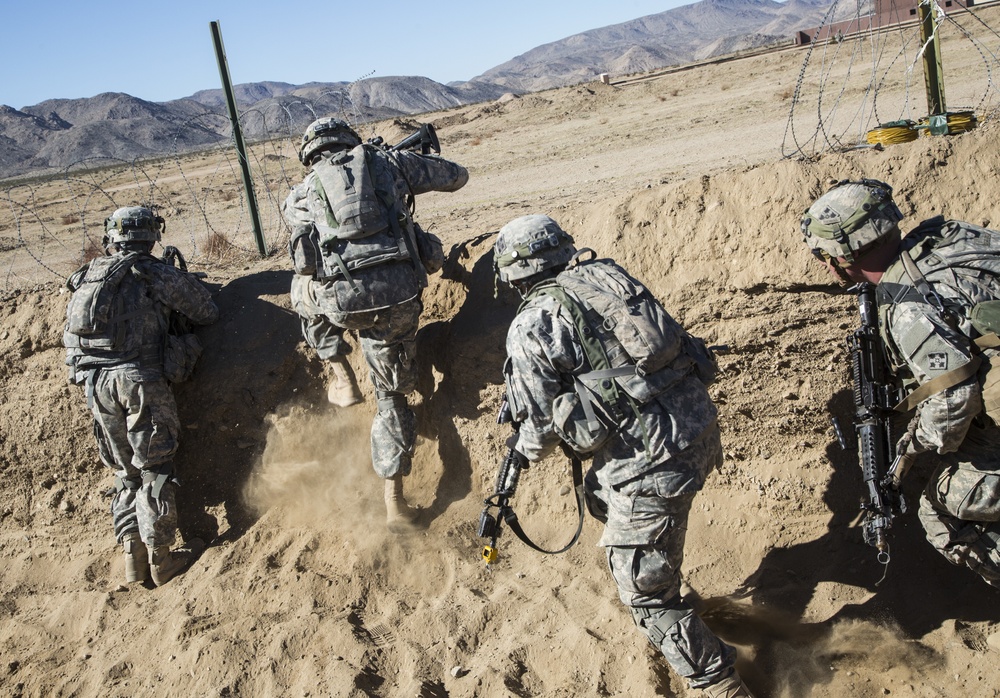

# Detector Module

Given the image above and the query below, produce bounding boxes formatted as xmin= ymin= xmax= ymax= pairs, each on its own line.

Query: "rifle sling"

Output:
xmin=894 ymin=355 xmax=982 ymax=412
xmin=504 ymin=456 xmax=585 ymax=555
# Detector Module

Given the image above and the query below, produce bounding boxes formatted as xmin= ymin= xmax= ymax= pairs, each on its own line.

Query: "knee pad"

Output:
xmin=141 ymin=462 xmax=176 ymax=502
xmin=631 ymin=598 xmax=694 ymax=647
xmin=114 ymin=475 xmax=142 ymax=493
xmin=376 ymin=390 xmax=407 ymax=413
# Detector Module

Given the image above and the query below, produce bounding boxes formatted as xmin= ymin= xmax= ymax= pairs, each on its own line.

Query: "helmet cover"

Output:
xmin=104 ymin=206 xmax=163 ymax=248
xmin=495 ymin=215 xmax=577 ymax=283
xmin=801 ymin=179 xmax=903 ymax=263
xmin=299 ymin=117 xmax=362 ymax=166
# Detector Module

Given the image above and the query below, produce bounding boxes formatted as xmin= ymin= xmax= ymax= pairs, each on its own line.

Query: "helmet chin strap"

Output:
xmin=828 ymin=257 xmax=856 ymax=284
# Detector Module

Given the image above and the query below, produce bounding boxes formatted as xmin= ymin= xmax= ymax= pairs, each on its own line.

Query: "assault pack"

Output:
xmin=524 ymin=250 xmax=717 ymax=456
xmin=290 ymin=144 xmax=436 ymax=293
xmin=878 ymin=218 xmax=1000 ymax=423
xmin=64 ymin=253 xmax=145 ymax=368
xmin=64 ymin=249 xmax=204 ymax=383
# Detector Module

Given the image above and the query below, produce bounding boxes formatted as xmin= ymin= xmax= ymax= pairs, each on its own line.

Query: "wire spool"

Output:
xmin=945 ymin=111 xmax=978 ymax=134
xmin=917 ymin=111 xmax=979 ymax=137
xmin=866 ymin=121 xmax=918 ymax=145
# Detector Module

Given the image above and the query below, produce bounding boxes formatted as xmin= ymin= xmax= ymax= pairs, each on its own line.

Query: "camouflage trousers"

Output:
xmin=88 ymin=368 xmax=179 ymax=548
xmin=292 ymin=276 xmax=420 ymax=479
xmin=585 ymin=425 xmax=736 ymax=689
xmin=917 ymin=421 xmax=1000 ymax=587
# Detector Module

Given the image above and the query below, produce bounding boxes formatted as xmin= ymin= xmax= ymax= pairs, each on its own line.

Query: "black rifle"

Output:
xmin=477 ymin=397 xmax=528 ymax=564
xmin=846 ymin=282 xmax=906 ymax=565
xmin=369 ymin=123 xmax=441 ymax=155
xmin=477 ymin=396 xmax=585 ymax=564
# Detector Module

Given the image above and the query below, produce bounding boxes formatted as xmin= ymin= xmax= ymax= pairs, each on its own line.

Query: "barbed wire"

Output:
xmin=0 ymin=111 xmax=306 ymax=291
xmin=782 ymin=0 xmax=1000 ymax=160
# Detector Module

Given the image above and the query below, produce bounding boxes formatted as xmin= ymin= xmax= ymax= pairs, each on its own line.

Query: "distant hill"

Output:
xmin=0 ymin=0 xmax=838 ymax=180
xmin=474 ymin=0 xmax=836 ymax=91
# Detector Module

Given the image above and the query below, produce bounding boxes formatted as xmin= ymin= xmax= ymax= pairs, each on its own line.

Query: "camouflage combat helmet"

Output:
xmin=801 ymin=179 xmax=904 ymax=263
xmin=104 ymin=206 xmax=164 ymax=249
xmin=494 ymin=215 xmax=577 ymax=284
xmin=299 ymin=117 xmax=362 ymax=166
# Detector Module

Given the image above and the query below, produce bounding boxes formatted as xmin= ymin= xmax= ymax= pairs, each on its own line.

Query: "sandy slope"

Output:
xmin=2 ymin=21 xmax=1000 ymax=698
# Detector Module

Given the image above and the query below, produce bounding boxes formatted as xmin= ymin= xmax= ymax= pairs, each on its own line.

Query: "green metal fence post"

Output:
xmin=210 ymin=20 xmax=268 ymax=256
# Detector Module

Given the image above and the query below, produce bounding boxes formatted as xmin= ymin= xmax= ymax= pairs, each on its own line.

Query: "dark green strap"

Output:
xmin=527 ymin=282 xmax=622 ymax=414
xmin=315 ymin=223 xmax=361 ymax=295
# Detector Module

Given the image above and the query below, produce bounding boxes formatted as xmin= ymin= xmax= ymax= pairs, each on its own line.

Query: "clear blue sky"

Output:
xmin=0 ymin=0 xmax=690 ymax=109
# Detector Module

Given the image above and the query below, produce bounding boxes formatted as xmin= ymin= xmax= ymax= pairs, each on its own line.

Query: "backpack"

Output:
xmin=877 ymin=218 xmax=1000 ymax=424
xmin=63 ymin=253 xmax=145 ymax=368
xmin=308 ymin=145 xmax=425 ymax=292
xmin=524 ymin=250 xmax=717 ymax=456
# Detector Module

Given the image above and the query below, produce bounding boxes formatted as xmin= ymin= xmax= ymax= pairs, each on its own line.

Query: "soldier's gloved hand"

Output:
xmin=891 ymin=431 xmax=922 ymax=487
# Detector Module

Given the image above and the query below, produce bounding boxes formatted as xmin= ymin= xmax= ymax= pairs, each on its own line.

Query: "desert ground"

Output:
xmin=2 ymin=11 xmax=1000 ymax=698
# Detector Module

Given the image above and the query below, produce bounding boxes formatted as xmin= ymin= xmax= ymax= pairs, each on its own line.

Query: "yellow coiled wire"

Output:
xmin=917 ymin=110 xmax=979 ymax=136
xmin=866 ymin=123 xmax=918 ymax=145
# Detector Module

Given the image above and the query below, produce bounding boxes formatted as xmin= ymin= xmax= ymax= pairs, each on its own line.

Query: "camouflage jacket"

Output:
xmin=64 ymin=252 xmax=219 ymax=381
xmin=878 ymin=218 xmax=1000 ymax=454
xmin=282 ymin=147 xmax=467 ymax=314
xmin=504 ymin=286 xmax=719 ymax=491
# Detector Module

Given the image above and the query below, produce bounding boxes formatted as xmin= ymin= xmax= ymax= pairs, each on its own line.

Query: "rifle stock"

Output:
xmin=368 ymin=123 xmax=441 ymax=156
xmin=391 ymin=123 xmax=440 ymax=155
xmin=847 ymin=282 xmax=906 ymax=565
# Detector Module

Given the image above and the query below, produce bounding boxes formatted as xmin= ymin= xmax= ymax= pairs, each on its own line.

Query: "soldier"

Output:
xmin=283 ymin=117 xmax=468 ymax=530
xmin=63 ymin=206 xmax=219 ymax=586
xmin=494 ymin=215 xmax=754 ymax=698
xmin=802 ymin=178 xmax=1000 ymax=587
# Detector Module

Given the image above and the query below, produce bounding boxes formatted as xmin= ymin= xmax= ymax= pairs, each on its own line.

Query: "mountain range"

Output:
xmin=0 ymin=0 xmax=836 ymax=180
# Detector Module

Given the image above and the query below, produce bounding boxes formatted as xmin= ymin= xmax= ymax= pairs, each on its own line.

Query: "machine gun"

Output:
xmin=369 ymin=123 xmax=441 ymax=155
xmin=845 ymin=282 xmax=906 ymax=565
xmin=477 ymin=396 xmax=586 ymax=565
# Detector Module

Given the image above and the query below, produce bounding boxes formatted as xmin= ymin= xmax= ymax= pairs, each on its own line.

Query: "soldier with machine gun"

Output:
xmin=802 ymin=178 xmax=1000 ymax=588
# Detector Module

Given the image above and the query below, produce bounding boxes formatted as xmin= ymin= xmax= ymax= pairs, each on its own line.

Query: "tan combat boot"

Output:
xmin=149 ymin=538 xmax=205 ymax=587
xmin=384 ymin=474 xmax=418 ymax=531
xmin=327 ymin=358 xmax=363 ymax=407
xmin=701 ymin=671 xmax=756 ymax=698
xmin=122 ymin=531 xmax=149 ymax=584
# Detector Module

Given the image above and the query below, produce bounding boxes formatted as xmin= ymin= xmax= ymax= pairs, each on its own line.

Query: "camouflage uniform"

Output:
xmin=65 ymin=253 xmax=218 ymax=548
xmin=283 ymin=145 xmax=467 ymax=479
xmin=504 ymin=287 xmax=737 ymax=689
xmin=878 ymin=218 xmax=1000 ymax=586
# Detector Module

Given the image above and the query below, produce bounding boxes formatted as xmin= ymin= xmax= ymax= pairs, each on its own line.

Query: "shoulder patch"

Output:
xmin=927 ymin=352 xmax=948 ymax=371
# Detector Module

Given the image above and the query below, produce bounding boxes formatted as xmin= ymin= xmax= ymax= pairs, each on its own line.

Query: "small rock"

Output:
xmin=559 ymin=485 xmax=571 ymax=496
xmin=450 ymin=665 xmax=465 ymax=678
xmin=59 ymin=499 xmax=75 ymax=513
xmin=987 ymin=631 xmax=1000 ymax=651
